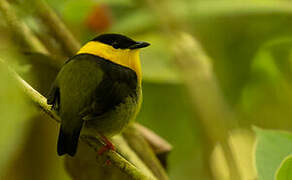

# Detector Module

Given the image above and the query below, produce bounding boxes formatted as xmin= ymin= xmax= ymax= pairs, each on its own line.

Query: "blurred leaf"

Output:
xmin=261 ymin=38 xmax=292 ymax=82
xmin=252 ymin=49 xmax=282 ymax=84
xmin=254 ymin=127 xmax=292 ymax=180
xmin=240 ymin=45 xmax=283 ymax=114
xmin=276 ymin=155 xmax=292 ymax=180
xmin=239 ymin=37 xmax=292 ymax=129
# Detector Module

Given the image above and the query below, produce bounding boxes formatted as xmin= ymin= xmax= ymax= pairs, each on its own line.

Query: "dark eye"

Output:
xmin=112 ymin=41 xmax=119 ymax=49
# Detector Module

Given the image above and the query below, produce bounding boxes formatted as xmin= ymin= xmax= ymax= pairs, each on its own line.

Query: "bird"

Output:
xmin=47 ymin=33 xmax=150 ymax=156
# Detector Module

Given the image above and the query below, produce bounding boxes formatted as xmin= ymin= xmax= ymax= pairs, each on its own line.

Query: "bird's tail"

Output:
xmin=57 ymin=122 xmax=83 ymax=156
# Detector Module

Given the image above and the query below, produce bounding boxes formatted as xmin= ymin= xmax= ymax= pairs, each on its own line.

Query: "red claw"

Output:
xmin=98 ymin=134 xmax=115 ymax=155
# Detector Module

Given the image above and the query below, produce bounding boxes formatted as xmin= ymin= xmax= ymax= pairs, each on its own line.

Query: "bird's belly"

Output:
xmin=82 ymin=95 xmax=140 ymax=137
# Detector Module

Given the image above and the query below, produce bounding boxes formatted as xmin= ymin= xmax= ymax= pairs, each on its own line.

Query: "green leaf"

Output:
xmin=254 ymin=127 xmax=292 ymax=180
xmin=276 ymin=155 xmax=292 ymax=180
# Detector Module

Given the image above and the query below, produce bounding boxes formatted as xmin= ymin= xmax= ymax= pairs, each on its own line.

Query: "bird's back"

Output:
xmin=57 ymin=55 xmax=104 ymax=119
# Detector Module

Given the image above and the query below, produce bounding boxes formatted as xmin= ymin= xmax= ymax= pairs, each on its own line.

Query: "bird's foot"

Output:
xmin=98 ymin=135 xmax=115 ymax=155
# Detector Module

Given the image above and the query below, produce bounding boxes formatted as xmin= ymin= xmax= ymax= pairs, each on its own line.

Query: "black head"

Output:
xmin=92 ymin=33 xmax=150 ymax=50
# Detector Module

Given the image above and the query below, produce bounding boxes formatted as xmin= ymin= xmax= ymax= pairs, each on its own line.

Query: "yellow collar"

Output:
xmin=77 ymin=41 xmax=142 ymax=84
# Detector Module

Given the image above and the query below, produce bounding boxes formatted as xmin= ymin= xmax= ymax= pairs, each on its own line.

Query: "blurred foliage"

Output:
xmin=1 ymin=0 xmax=292 ymax=179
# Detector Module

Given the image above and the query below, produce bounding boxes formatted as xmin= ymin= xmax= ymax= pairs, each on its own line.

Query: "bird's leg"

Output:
xmin=98 ymin=134 xmax=115 ymax=155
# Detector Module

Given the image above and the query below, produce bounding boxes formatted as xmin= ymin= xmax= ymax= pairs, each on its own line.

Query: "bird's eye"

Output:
xmin=112 ymin=41 xmax=119 ymax=49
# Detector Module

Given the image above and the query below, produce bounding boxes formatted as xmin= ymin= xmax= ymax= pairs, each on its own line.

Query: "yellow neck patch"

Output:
xmin=77 ymin=41 xmax=142 ymax=84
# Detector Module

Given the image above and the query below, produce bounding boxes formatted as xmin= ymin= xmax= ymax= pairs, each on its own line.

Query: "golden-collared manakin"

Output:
xmin=47 ymin=34 xmax=150 ymax=156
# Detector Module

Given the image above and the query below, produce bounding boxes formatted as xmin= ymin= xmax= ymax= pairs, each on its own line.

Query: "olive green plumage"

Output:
xmin=47 ymin=34 xmax=149 ymax=156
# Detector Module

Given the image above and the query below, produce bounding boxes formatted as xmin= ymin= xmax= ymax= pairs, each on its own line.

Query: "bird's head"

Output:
xmin=77 ymin=34 xmax=150 ymax=83
xmin=92 ymin=33 xmax=150 ymax=50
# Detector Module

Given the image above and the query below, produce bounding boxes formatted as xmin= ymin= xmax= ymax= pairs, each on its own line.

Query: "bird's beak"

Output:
xmin=129 ymin=41 xmax=150 ymax=49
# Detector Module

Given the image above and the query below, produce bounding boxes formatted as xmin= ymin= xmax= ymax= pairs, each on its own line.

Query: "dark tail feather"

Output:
xmin=57 ymin=124 xmax=83 ymax=156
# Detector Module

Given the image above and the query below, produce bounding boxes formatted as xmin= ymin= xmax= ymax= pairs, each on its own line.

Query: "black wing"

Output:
xmin=80 ymin=58 xmax=138 ymax=119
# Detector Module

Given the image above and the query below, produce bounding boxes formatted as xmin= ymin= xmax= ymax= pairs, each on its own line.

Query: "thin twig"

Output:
xmin=123 ymin=125 xmax=170 ymax=180
xmin=133 ymin=124 xmax=172 ymax=155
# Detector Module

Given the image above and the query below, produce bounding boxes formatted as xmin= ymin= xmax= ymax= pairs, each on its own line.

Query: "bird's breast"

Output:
xmin=83 ymin=87 xmax=142 ymax=137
